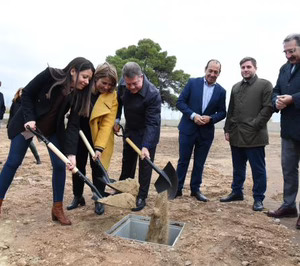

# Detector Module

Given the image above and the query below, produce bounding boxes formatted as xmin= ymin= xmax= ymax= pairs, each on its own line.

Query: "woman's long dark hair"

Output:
xmin=48 ymin=57 xmax=95 ymax=117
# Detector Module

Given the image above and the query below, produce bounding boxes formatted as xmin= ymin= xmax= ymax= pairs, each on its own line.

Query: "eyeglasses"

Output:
xmin=283 ymin=48 xmax=297 ymax=55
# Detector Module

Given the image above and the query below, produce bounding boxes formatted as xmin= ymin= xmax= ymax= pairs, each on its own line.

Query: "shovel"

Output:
xmin=26 ymin=126 xmax=103 ymax=201
xmin=78 ymin=130 xmax=124 ymax=194
xmin=115 ymin=125 xmax=178 ymax=199
xmin=26 ymin=126 xmax=136 ymax=209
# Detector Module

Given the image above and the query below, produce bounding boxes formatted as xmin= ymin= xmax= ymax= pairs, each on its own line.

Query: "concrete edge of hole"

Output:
xmin=106 ymin=214 xmax=185 ymax=247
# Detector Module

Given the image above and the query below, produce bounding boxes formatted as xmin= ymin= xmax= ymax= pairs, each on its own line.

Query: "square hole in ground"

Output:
xmin=107 ymin=214 xmax=185 ymax=246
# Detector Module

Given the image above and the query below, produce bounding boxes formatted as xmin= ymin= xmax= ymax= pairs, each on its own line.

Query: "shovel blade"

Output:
xmin=154 ymin=161 xmax=178 ymax=200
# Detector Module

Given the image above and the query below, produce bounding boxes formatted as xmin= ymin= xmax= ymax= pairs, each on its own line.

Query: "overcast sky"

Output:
xmin=1 ymin=0 xmax=299 ymax=121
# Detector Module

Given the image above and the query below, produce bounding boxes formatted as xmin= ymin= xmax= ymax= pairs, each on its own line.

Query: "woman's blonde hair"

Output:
xmin=94 ymin=62 xmax=118 ymax=93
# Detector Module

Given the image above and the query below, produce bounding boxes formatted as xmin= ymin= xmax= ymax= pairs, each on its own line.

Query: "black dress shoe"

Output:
xmin=67 ymin=196 xmax=86 ymax=210
xmin=220 ymin=192 xmax=244 ymax=202
xmin=175 ymin=190 xmax=183 ymax=198
xmin=132 ymin=198 xmax=146 ymax=211
xmin=267 ymin=206 xmax=298 ymax=218
xmin=191 ymin=191 xmax=208 ymax=202
xmin=253 ymin=200 xmax=264 ymax=211
xmin=94 ymin=202 xmax=105 ymax=215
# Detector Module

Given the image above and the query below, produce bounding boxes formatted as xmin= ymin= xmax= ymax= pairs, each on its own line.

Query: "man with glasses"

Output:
xmin=114 ymin=62 xmax=161 ymax=211
xmin=267 ymin=34 xmax=300 ymax=229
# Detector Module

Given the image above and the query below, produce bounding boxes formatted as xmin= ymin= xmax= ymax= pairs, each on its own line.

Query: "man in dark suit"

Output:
xmin=176 ymin=60 xmax=226 ymax=201
xmin=267 ymin=34 xmax=300 ymax=229
xmin=114 ymin=62 xmax=161 ymax=211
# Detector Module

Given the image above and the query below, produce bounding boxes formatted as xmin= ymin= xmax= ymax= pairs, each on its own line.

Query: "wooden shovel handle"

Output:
xmin=79 ymin=130 xmax=96 ymax=157
xmin=47 ymin=143 xmax=79 ymax=174
xmin=126 ymin=137 xmax=142 ymax=156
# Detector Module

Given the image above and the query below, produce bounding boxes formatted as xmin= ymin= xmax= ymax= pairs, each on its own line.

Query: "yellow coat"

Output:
xmin=90 ymin=91 xmax=118 ymax=170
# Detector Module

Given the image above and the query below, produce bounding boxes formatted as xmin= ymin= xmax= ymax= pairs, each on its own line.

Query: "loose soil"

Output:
xmin=146 ymin=191 xmax=169 ymax=245
xmin=1 ymin=125 xmax=300 ymax=266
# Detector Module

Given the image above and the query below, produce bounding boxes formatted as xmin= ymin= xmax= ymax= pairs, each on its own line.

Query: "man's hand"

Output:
xmin=224 ymin=133 xmax=230 ymax=141
xmin=200 ymin=115 xmax=211 ymax=125
xmin=67 ymin=155 xmax=76 ymax=171
xmin=276 ymin=95 xmax=293 ymax=110
xmin=194 ymin=114 xmax=211 ymax=125
xmin=141 ymin=147 xmax=150 ymax=160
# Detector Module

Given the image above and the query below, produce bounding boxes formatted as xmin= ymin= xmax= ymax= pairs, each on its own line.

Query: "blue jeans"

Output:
xmin=0 ymin=133 xmax=66 ymax=202
xmin=231 ymin=145 xmax=267 ymax=201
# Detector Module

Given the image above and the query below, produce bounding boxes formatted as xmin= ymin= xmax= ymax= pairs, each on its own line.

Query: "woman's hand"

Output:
xmin=24 ymin=121 xmax=36 ymax=130
xmin=113 ymin=122 xmax=120 ymax=133
xmin=67 ymin=155 xmax=76 ymax=171
xmin=93 ymin=150 xmax=102 ymax=161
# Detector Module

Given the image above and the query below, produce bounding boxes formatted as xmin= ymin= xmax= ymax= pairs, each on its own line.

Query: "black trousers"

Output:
xmin=71 ymin=128 xmax=105 ymax=197
xmin=119 ymin=132 xmax=156 ymax=199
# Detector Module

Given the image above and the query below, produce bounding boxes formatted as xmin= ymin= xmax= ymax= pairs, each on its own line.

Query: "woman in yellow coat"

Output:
xmin=90 ymin=64 xmax=118 ymax=170
xmin=67 ymin=62 xmax=118 ymax=215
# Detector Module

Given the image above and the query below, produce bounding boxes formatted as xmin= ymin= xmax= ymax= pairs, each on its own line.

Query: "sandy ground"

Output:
xmin=1 ymin=124 xmax=300 ymax=266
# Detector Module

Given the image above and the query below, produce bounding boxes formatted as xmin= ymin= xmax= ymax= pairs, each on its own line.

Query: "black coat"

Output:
xmin=0 ymin=92 xmax=5 ymax=120
xmin=7 ymin=98 xmax=21 ymax=128
xmin=7 ymin=68 xmax=80 ymax=155
xmin=116 ymin=75 xmax=161 ymax=149
xmin=272 ymin=63 xmax=300 ymax=141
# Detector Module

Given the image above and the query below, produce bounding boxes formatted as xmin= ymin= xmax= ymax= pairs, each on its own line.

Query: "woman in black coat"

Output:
xmin=0 ymin=57 xmax=95 ymax=225
xmin=8 ymin=88 xmax=41 ymax=164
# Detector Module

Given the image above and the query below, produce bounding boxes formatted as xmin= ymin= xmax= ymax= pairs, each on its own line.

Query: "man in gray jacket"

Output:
xmin=220 ymin=57 xmax=273 ymax=211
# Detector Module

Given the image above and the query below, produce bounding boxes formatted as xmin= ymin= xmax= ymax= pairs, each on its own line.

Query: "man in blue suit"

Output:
xmin=267 ymin=34 xmax=300 ymax=229
xmin=176 ymin=60 xmax=226 ymax=201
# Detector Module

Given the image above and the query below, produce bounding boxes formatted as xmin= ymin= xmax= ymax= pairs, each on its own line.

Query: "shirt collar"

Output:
xmin=204 ymin=77 xmax=216 ymax=87
xmin=242 ymin=74 xmax=257 ymax=85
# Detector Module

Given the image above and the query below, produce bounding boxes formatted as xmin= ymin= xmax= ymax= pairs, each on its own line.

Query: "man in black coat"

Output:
xmin=267 ymin=34 xmax=300 ymax=229
xmin=114 ymin=62 xmax=161 ymax=211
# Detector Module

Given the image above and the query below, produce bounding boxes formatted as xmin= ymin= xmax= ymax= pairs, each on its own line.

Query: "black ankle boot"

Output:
xmin=67 ymin=196 xmax=85 ymax=210
xmin=94 ymin=202 xmax=105 ymax=215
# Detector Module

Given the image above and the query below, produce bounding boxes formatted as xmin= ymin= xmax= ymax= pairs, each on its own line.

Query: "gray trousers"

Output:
xmin=282 ymin=138 xmax=300 ymax=208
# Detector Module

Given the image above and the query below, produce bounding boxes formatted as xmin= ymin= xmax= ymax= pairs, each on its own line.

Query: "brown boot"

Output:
xmin=0 ymin=199 xmax=3 ymax=215
xmin=51 ymin=202 xmax=72 ymax=225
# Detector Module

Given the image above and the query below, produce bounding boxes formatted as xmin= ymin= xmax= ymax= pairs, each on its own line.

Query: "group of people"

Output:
xmin=175 ymin=33 xmax=300 ymax=230
xmin=0 ymin=59 xmax=161 ymax=225
xmin=0 ymin=33 xmax=300 ymax=229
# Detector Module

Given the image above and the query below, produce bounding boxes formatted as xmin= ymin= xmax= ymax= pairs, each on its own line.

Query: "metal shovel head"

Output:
xmin=154 ymin=161 xmax=178 ymax=200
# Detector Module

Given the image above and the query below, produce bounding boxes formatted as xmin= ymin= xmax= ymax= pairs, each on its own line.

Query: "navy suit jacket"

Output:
xmin=272 ymin=62 xmax=300 ymax=141
xmin=177 ymin=77 xmax=226 ymax=139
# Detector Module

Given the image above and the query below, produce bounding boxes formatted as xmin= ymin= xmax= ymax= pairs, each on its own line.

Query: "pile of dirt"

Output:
xmin=109 ymin=178 xmax=139 ymax=196
xmin=99 ymin=193 xmax=136 ymax=209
